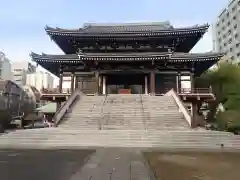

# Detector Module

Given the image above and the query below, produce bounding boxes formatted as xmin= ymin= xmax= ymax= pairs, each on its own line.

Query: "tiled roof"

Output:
xmin=31 ymin=52 xmax=224 ymax=63
xmin=82 ymin=21 xmax=174 ymax=32
xmin=45 ymin=22 xmax=209 ymax=36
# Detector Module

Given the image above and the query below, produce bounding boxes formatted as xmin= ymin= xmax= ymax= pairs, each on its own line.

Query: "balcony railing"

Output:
xmin=41 ymin=88 xmax=71 ymax=94
xmin=179 ymin=88 xmax=212 ymax=94
xmin=156 ymin=88 xmax=212 ymax=95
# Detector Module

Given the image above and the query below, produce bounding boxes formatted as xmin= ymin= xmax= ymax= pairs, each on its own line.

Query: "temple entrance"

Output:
xmin=106 ymin=74 xmax=145 ymax=94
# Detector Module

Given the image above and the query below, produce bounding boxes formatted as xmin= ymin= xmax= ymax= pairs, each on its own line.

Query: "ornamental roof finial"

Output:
xmin=167 ymin=48 xmax=172 ymax=58
xmin=76 ymin=48 xmax=84 ymax=59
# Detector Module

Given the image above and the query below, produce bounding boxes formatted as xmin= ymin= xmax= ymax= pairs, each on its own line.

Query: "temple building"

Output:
xmin=31 ymin=22 xmax=223 ymax=95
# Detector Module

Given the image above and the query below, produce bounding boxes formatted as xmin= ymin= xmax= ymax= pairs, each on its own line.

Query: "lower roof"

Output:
xmin=31 ymin=52 xmax=223 ymax=63
xmin=30 ymin=52 xmax=223 ymax=77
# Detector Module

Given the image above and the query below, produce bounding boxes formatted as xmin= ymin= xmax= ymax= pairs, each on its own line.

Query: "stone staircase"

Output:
xmin=59 ymin=95 xmax=106 ymax=129
xmin=101 ymin=94 xmax=189 ymax=130
xmin=0 ymin=128 xmax=239 ymax=150
xmin=60 ymin=94 xmax=188 ymax=131
xmin=1 ymin=94 xmax=239 ymax=151
xmin=142 ymin=95 xmax=190 ymax=130
xmin=101 ymin=94 xmax=145 ymax=130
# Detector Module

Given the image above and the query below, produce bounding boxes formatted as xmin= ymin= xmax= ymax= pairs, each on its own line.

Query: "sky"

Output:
xmin=0 ymin=0 xmax=229 ymax=65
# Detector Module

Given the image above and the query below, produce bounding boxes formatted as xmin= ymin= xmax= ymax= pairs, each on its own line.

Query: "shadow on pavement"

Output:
xmin=0 ymin=149 xmax=95 ymax=180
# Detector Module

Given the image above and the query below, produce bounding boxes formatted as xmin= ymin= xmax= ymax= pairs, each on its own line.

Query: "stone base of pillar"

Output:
xmin=56 ymin=102 xmax=61 ymax=111
xmin=191 ymin=103 xmax=205 ymax=128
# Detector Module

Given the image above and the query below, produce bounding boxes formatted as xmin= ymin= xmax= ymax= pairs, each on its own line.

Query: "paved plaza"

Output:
xmin=0 ymin=148 xmax=152 ymax=180
xmin=0 ymin=149 xmax=94 ymax=180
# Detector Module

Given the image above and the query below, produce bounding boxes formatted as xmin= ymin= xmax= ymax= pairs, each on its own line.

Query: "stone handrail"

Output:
xmin=165 ymin=89 xmax=192 ymax=127
xmin=53 ymin=89 xmax=82 ymax=126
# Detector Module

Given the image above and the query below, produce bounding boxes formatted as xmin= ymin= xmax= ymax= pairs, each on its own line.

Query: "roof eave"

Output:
xmin=45 ymin=25 xmax=209 ymax=37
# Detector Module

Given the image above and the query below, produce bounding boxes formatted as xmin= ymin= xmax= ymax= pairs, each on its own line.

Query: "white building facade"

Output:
xmin=0 ymin=51 xmax=12 ymax=81
xmin=213 ymin=0 xmax=240 ymax=63
xmin=26 ymin=71 xmax=54 ymax=91
xmin=12 ymin=61 xmax=36 ymax=85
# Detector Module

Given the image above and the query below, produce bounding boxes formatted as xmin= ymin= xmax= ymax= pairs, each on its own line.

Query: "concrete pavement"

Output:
xmin=0 ymin=149 xmax=94 ymax=180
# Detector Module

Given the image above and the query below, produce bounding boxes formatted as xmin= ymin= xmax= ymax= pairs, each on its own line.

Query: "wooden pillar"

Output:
xmin=178 ymin=73 xmax=181 ymax=93
xmin=190 ymin=64 xmax=195 ymax=93
xmin=190 ymin=72 xmax=194 ymax=93
xmin=99 ymin=75 xmax=102 ymax=94
xmin=176 ymin=74 xmax=179 ymax=93
xmin=145 ymin=75 xmax=148 ymax=94
xmin=75 ymin=76 xmax=78 ymax=89
xmin=59 ymin=73 xmax=63 ymax=93
xmin=102 ymin=76 xmax=106 ymax=95
xmin=150 ymin=71 xmax=155 ymax=95
xmin=70 ymin=73 xmax=75 ymax=93
xmin=191 ymin=102 xmax=204 ymax=128
xmin=95 ymin=71 xmax=99 ymax=95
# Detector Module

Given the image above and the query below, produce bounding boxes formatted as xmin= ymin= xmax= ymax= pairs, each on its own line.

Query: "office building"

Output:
xmin=0 ymin=51 xmax=12 ymax=80
xmin=12 ymin=61 xmax=36 ymax=85
xmin=213 ymin=0 xmax=240 ymax=63
xmin=26 ymin=71 xmax=54 ymax=91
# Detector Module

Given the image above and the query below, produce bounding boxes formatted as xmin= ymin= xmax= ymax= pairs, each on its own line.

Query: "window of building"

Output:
xmin=223 ymin=34 xmax=227 ymax=38
xmin=237 ymin=52 xmax=240 ymax=57
xmin=222 ymin=18 xmax=225 ymax=23
xmin=224 ymin=42 xmax=227 ymax=46
xmin=233 ymin=15 xmax=237 ymax=20
xmin=231 ymin=56 xmax=234 ymax=60
xmin=234 ymin=24 xmax=238 ymax=29
xmin=235 ymin=34 xmax=239 ymax=38
xmin=218 ymin=31 xmax=221 ymax=35
xmin=227 ymin=12 xmax=230 ymax=17
xmin=230 ymin=47 xmax=233 ymax=52
xmin=229 ymin=38 xmax=232 ymax=43
xmin=222 ymin=26 xmax=225 ymax=31
xmin=236 ymin=43 xmax=240 ymax=47
xmin=228 ymin=29 xmax=232 ymax=34
xmin=232 ymin=6 xmax=236 ymax=12
xmin=228 ymin=21 xmax=231 ymax=26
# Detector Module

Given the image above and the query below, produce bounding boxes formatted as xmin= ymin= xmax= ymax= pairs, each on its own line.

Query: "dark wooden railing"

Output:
xmin=156 ymin=88 xmax=212 ymax=95
xmin=179 ymin=88 xmax=212 ymax=94
xmin=41 ymin=88 xmax=71 ymax=94
xmin=53 ymin=89 xmax=82 ymax=126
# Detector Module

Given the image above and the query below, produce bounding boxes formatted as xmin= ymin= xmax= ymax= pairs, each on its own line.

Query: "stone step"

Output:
xmin=1 ymin=129 xmax=239 ymax=149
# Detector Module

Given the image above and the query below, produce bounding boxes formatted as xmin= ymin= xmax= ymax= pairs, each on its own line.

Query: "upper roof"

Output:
xmin=45 ymin=22 xmax=209 ymax=36
xmin=45 ymin=21 xmax=209 ymax=54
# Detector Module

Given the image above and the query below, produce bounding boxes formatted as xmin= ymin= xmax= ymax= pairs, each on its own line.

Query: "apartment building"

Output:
xmin=213 ymin=0 xmax=240 ymax=63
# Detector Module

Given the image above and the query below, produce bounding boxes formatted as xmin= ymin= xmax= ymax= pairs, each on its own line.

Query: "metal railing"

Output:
xmin=179 ymin=88 xmax=212 ymax=94
xmin=41 ymin=88 xmax=71 ymax=94
xmin=53 ymin=89 xmax=81 ymax=126
xmin=156 ymin=87 xmax=212 ymax=95
xmin=99 ymin=94 xmax=108 ymax=130
xmin=139 ymin=94 xmax=147 ymax=131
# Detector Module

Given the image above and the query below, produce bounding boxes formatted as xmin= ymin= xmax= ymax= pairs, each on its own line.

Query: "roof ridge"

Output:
xmin=83 ymin=21 xmax=171 ymax=27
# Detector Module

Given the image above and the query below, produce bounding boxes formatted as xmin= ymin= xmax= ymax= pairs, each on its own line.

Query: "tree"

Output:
xmin=196 ymin=61 xmax=240 ymax=131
